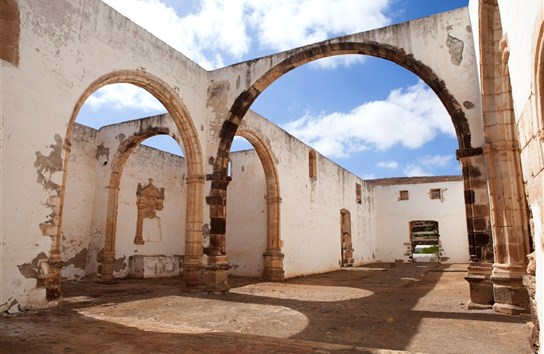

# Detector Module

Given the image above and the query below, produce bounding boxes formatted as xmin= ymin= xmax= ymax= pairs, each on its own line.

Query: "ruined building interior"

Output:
xmin=1 ymin=0 xmax=543 ymax=352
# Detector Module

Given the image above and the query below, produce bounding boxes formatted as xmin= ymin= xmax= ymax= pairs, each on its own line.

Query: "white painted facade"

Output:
xmin=371 ymin=177 xmax=468 ymax=263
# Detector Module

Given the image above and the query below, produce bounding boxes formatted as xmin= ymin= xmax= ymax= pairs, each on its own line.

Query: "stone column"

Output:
xmin=458 ymin=148 xmax=495 ymax=308
xmin=203 ymin=176 xmax=231 ymax=292
xmin=182 ymin=175 xmax=206 ymax=290
xmin=263 ymin=196 xmax=284 ymax=281
xmin=485 ymin=138 xmax=530 ymax=314
xmin=484 ymin=37 xmax=531 ymax=314
xmin=100 ymin=250 xmax=116 ymax=283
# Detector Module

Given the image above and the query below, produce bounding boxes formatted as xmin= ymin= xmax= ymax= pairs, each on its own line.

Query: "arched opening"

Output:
xmin=53 ymin=71 xmax=204 ymax=301
xmin=226 ymin=130 xmax=283 ymax=281
xmin=207 ymin=44 xmax=475 ymax=290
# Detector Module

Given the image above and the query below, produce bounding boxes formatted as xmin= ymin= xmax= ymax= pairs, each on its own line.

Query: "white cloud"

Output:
xmin=377 ymin=161 xmax=399 ymax=169
xmin=101 ymin=0 xmax=250 ymax=69
xmin=248 ymin=0 xmax=391 ymax=52
xmin=404 ymin=164 xmax=432 ymax=177
xmin=85 ymin=84 xmax=164 ymax=111
xmin=100 ymin=0 xmax=391 ymax=70
xmin=419 ymin=154 xmax=453 ymax=167
xmin=281 ymin=81 xmax=454 ymax=158
xmin=402 ymin=154 xmax=455 ymax=177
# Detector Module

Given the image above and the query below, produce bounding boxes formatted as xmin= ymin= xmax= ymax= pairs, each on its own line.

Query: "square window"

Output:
xmin=430 ymin=188 xmax=442 ymax=200
xmin=399 ymin=190 xmax=409 ymax=201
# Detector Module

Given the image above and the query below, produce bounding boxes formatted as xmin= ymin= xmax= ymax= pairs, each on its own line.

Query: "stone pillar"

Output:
xmin=485 ymin=139 xmax=530 ymax=314
xmin=483 ymin=37 xmax=531 ymax=315
xmin=182 ymin=175 xmax=206 ymax=291
xmin=262 ymin=196 xmax=284 ymax=281
xmin=458 ymin=148 xmax=495 ymax=309
xmin=204 ymin=176 xmax=231 ymax=292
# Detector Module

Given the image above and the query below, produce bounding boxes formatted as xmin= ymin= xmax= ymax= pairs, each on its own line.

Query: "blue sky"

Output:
xmin=78 ymin=0 xmax=469 ymax=179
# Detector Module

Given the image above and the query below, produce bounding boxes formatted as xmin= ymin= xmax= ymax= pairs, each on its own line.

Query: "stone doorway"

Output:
xmin=340 ymin=209 xmax=354 ymax=267
xmin=409 ymin=220 xmax=440 ymax=262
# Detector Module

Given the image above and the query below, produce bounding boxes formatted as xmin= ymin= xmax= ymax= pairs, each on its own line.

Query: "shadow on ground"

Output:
xmin=0 ymin=263 xmax=532 ymax=354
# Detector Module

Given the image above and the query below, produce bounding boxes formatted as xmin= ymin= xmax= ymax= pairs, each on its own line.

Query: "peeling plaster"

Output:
xmin=34 ymin=134 xmax=63 ymax=194
xmin=446 ymin=34 xmax=464 ymax=66
xmin=96 ymin=143 xmax=110 ymax=165
xmin=65 ymin=248 xmax=88 ymax=269
xmin=18 ymin=252 xmax=48 ymax=279
xmin=113 ymin=256 xmax=127 ymax=272
xmin=207 ymin=80 xmax=230 ymax=135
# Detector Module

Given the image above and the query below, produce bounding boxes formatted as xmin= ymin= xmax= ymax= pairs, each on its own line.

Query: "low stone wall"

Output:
xmin=128 ymin=255 xmax=183 ymax=278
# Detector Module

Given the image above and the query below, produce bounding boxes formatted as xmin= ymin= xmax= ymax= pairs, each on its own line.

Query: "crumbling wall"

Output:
xmin=61 ymin=124 xmax=98 ymax=279
xmin=2 ymin=0 xmax=207 ymax=308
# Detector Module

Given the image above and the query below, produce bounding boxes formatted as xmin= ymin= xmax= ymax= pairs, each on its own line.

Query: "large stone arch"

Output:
xmin=205 ymin=40 xmax=482 ymax=291
xmin=235 ymin=127 xmax=283 ymax=281
xmin=52 ymin=70 xmax=205 ymax=297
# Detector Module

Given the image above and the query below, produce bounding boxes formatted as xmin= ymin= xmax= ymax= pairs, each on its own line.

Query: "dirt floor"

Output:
xmin=0 ymin=263 xmax=533 ymax=353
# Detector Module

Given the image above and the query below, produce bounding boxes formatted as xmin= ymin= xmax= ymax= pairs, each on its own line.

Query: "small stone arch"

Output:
xmin=56 ymin=70 xmax=205 ymax=292
xmin=235 ymin=127 xmax=284 ymax=281
xmin=100 ymin=127 xmax=179 ymax=281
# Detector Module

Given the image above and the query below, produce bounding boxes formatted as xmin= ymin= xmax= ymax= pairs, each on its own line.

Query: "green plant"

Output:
xmin=415 ymin=245 xmax=439 ymax=254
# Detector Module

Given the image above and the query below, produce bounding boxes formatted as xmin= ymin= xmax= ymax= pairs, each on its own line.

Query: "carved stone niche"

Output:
xmin=134 ymin=179 xmax=165 ymax=245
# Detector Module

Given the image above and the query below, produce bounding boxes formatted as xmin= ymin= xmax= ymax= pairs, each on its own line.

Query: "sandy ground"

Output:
xmin=0 ymin=262 xmax=533 ymax=353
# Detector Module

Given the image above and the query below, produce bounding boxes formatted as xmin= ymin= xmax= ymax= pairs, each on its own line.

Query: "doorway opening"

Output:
xmin=409 ymin=220 xmax=440 ymax=262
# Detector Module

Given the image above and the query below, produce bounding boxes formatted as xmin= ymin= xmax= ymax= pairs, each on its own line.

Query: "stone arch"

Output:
xmin=205 ymin=43 xmax=476 ymax=291
xmin=56 ymin=70 xmax=204 ymax=292
xmin=215 ymin=42 xmax=473 ymax=178
xmin=236 ymin=127 xmax=283 ymax=281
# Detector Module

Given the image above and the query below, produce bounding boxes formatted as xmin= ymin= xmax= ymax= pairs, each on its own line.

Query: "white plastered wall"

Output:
xmin=232 ymin=112 xmax=376 ymax=279
xmin=61 ymin=124 xmax=99 ymax=279
xmin=226 ymin=150 xmax=268 ymax=277
xmin=372 ymin=178 xmax=469 ymax=263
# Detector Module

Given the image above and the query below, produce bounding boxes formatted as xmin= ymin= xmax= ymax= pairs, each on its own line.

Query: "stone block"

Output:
xmin=128 ymin=255 xmax=180 ymax=278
